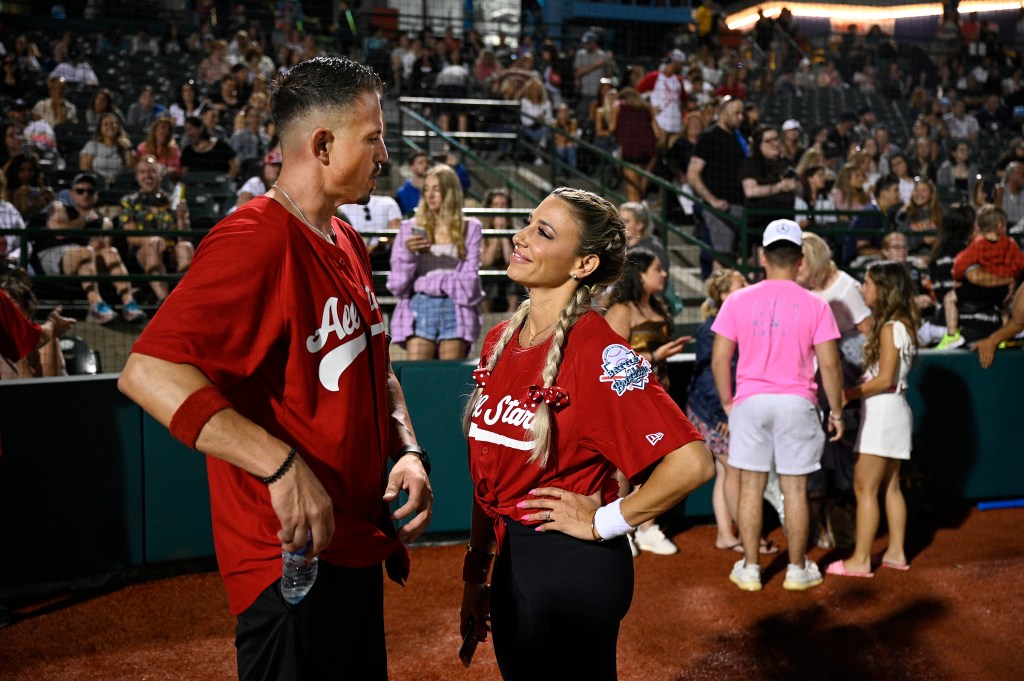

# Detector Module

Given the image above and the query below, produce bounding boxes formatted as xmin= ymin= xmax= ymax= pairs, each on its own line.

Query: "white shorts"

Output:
xmin=37 ymin=244 xmax=82 ymax=276
xmin=728 ymin=394 xmax=825 ymax=475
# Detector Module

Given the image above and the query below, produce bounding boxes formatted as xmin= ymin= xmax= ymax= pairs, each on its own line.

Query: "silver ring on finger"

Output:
xmin=545 ymin=511 xmax=552 ymax=521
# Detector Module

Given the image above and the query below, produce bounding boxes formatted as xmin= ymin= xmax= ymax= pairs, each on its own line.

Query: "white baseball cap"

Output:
xmin=782 ymin=119 xmax=801 ymax=132
xmin=762 ymin=219 xmax=803 ymax=247
xmin=670 ymin=49 xmax=686 ymax=63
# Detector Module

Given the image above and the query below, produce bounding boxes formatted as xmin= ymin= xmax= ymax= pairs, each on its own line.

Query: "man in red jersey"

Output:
xmin=119 ymin=57 xmax=432 ymax=681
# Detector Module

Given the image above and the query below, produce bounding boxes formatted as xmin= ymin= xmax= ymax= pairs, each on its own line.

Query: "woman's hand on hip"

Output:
xmin=518 ymin=487 xmax=603 ymax=541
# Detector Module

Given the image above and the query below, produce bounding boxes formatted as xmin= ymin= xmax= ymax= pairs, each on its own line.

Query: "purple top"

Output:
xmin=386 ymin=216 xmax=484 ymax=346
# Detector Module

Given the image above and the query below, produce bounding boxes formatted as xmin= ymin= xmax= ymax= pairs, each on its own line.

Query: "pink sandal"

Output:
xmin=825 ymin=560 xmax=875 ymax=578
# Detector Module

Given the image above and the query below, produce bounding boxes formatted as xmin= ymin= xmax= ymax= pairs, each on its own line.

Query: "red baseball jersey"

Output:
xmin=468 ymin=311 xmax=703 ymax=546
xmin=133 ymin=196 xmax=407 ymax=615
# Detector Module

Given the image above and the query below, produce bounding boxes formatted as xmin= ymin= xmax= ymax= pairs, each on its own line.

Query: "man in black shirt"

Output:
xmin=828 ymin=111 xmax=857 ymax=158
xmin=687 ymin=97 xmax=748 ymax=267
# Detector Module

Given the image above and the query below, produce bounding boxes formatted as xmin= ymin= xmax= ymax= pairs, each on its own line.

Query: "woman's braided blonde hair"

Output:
xmin=463 ymin=187 xmax=626 ymax=467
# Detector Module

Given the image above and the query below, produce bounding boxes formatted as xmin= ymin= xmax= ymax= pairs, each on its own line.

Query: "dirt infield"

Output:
xmin=1 ymin=507 xmax=1022 ymax=680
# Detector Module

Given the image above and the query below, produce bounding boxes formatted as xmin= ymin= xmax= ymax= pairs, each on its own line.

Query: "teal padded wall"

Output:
xmin=906 ymin=351 xmax=1024 ymax=500
xmin=142 ymin=413 xmax=214 ymax=562
xmin=0 ymin=376 xmax=145 ymax=587
xmin=393 ymin=360 xmax=477 ymax=533
xmin=1 ymin=351 xmax=1022 ymax=588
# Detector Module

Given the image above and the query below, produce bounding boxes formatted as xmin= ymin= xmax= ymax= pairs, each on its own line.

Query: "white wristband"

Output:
xmin=593 ymin=498 xmax=635 ymax=540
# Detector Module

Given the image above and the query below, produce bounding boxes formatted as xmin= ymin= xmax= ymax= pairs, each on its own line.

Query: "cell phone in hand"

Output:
xmin=410 ymin=226 xmax=427 ymax=240
xmin=459 ymin=617 xmax=479 ymax=667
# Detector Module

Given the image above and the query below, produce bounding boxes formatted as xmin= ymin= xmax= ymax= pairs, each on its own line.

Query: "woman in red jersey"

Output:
xmin=458 ymin=187 xmax=714 ymax=680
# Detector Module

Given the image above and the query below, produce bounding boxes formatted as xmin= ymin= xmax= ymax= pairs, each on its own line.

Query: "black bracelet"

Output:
xmin=466 ymin=544 xmax=495 ymax=558
xmin=395 ymin=444 xmax=431 ymax=476
xmin=262 ymin=447 xmax=297 ymax=485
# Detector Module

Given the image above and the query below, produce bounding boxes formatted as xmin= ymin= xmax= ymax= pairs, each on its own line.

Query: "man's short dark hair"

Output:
xmin=763 ymin=241 xmax=802 ymax=267
xmin=184 ymin=115 xmax=211 ymax=141
xmin=874 ymin=174 xmax=899 ymax=196
xmin=271 ymin=56 xmax=383 ymax=139
xmin=409 ymin=151 xmax=429 ymax=164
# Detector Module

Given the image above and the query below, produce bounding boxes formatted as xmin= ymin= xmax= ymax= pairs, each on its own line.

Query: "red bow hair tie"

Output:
xmin=472 ymin=368 xmax=491 ymax=387
xmin=527 ymin=385 xmax=570 ymax=410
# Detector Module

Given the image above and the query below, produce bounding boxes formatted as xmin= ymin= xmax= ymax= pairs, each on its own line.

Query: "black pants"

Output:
xmin=491 ymin=519 xmax=634 ymax=681
xmin=235 ymin=562 xmax=386 ymax=681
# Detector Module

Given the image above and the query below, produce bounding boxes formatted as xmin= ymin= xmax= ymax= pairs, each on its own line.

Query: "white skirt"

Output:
xmin=854 ymin=393 xmax=912 ymax=460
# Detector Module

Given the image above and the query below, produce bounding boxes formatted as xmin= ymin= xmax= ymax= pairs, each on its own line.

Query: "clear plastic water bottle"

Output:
xmin=280 ymin=540 xmax=318 ymax=605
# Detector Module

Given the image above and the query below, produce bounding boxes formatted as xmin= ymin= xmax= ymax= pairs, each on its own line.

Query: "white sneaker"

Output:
xmin=783 ymin=558 xmax=823 ymax=591
xmin=729 ymin=558 xmax=762 ymax=591
xmin=634 ymin=524 xmax=678 ymax=555
xmin=626 ymin=532 xmax=639 ymax=557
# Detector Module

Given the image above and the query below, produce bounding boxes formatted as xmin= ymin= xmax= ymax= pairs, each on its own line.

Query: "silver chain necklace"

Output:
xmin=519 ymin=317 xmax=557 ymax=347
xmin=272 ymin=183 xmax=334 ymax=244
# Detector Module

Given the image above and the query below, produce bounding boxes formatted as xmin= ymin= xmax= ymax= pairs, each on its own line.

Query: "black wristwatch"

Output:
xmin=396 ymin=444 xmax=431 ymax=476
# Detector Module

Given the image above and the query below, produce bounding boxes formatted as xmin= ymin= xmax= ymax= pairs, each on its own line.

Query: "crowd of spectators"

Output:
xmin=3 ymin=4 xmax=1024 ymax=377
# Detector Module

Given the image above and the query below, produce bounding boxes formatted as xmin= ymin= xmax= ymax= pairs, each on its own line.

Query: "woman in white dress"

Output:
xmin=827 ymin=261 xmax=919 ymax=577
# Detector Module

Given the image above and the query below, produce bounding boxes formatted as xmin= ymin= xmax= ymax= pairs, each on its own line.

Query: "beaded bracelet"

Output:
xmin=261 ymin=447 xmax=298 ymax=485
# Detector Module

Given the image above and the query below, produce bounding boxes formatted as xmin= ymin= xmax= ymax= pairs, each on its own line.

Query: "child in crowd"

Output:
xmin=687 ymin=269 xmax=748 ymax=552
xmin=690 ymin=270 xmax=784 ymax=554
xmin=937 ymin=205 xmax=1024 ymax=349
xmin=827 ymin=260 xmax=919 ymax=577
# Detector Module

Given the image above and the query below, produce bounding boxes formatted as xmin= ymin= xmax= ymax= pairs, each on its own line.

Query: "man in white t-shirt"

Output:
xmin=340 ymin=193 xmax=402 ymax=265
xmin=49 ymin=46 xmax=99 ymax=85
xmin=943 ymin=98 xmax=980 ymax=143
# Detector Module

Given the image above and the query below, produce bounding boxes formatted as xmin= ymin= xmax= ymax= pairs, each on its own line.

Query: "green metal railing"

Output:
xmin=395 ymin=96 xmax=708 ymax=272
xmin=5 ymin=154 xmax=921 ymax=313
xmin=396 ymin=98 xmax=540 ymax=207
xmin=2 ymin=226 xmax=211 ymax=291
